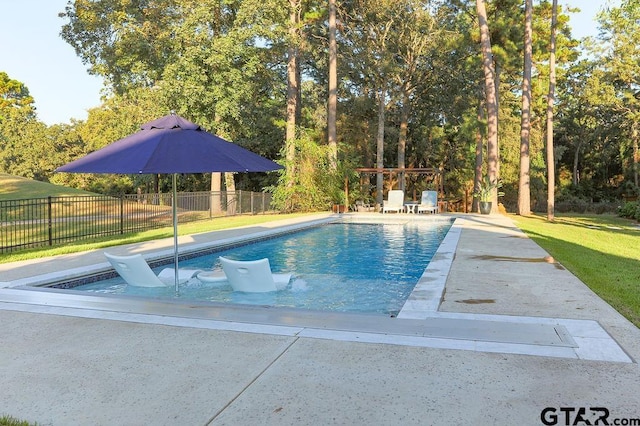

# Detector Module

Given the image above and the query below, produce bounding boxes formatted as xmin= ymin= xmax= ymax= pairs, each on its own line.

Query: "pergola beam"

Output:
xmin=355 ymin=167 xmax=440 ymax=174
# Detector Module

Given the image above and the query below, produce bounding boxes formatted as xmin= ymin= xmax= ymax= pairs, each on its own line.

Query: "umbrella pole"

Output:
xmin=173 ymin=173 xmax=180 ymax=292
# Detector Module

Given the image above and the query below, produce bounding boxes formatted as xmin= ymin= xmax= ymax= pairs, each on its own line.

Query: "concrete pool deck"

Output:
xmin=1 ymin=213 xmax=639 ymax=425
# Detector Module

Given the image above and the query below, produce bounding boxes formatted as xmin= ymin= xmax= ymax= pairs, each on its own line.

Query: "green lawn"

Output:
xmin=512 ymin=213 xmax=640 ymax=327
xmin=0 ymin=173 xmax=95 ymax=201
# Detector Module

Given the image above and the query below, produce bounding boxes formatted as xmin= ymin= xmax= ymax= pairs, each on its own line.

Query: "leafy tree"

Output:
xmin=339 ymin=0 xmax=400 ymax=204
xmin=270 ymin=132 xmax=334 ymax=212
xmin=556 ymin=60 xmax=623 ymax=198
xmin=61 ymin=0 xmax=287 ymax=196
xmin=597 ymin=0 xmax=640 ymax=187
xmin=0 ymin=72 xmax=35 ymax=119
xmin=60 ymin=0 xmax=180 ymax=93
xmin=388 ymin=0 xmax=442 ymax=192
xmin=0 ymin=73 xmax=40 ymax=179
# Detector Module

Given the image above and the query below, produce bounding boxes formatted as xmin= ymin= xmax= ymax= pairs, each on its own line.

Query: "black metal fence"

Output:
xmin=0 ymin=190 xmax=275 ymax=253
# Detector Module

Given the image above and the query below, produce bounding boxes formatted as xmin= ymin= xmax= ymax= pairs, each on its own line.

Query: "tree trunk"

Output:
xmin=517 ymin=0 xmax=533 ymax=216
xmin=474 ymin=97 xmax=484 ymax=213
xmin=494 ymin=60 xmax=501 ymax=155
xmin=210 ymin=172 xmax=222 ymax=214
xmin=573 ymin=141 xmax=583 ymax=186
xmin=476 ymin=0 xmax=499 ymax=213
xmin=285 ymin=0 xmax=301 ymax=195
xmin=633 ymin=123 xmax=639 ymax=187
xmin=327 ymin=0 xmax=338 ymax=170
xmin=546 ymin=0 xmax=558 ymax=221
xmin=376 ymin=84 xmax=386 ymax=209
xmin=397 ymin=86 xmax=410 ymax=192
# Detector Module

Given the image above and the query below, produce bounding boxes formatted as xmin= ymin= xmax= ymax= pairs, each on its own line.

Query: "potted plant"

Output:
xmin=332 ymin=202 xmax=348 ymax=213
xmin=330 ymin=186 xmax=349 ymax=213
xmin=473 ymin=176 xmax=503 ymax=214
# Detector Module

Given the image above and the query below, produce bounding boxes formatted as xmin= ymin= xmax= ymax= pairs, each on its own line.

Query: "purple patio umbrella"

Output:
xmin=56 ymin=113 xmax=282 ymax=290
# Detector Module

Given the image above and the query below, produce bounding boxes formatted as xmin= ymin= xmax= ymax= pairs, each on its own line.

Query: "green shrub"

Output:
xmin=555 ymin=194 xmax=589 ymax=213
xmin=553 ymin=192 xmax=618 ymax=214
xmin=618 ymin=201 xmax=640 ymax=221
xmin=270 ymin=134 xmax=333 ymax=212
xmin=590 ymin=201 xmax=620 ymax=214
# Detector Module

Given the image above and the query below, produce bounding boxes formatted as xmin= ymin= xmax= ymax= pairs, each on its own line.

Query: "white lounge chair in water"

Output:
xmin=382 ymin=189 xmax=405 ymax=213
xmin=104 ymin=252 xmax=201 ymax=287
xmin=219 ymin=256 xmax=292 ymax=292
xmin=417 ymin=190 xmax=438 ymax=214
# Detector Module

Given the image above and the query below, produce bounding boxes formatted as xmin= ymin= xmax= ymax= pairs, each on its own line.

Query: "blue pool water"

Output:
xmin=75 ymin=220 xmax=452 ymax=315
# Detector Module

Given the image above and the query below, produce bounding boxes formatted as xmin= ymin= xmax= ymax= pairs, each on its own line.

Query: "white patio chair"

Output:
xmin=417 ymin=190 xmax=438 ymax=214
xmin=382 ymin=190 xmax=405 ymax=213
xmin=104 ymin=252 xmax=201 ymax=287
xmin=219 ymin=256 xmax=292 ymax=292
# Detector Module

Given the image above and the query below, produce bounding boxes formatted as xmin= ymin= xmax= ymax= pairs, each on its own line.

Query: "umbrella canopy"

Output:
xmin=57 ymin=114 xmax=281 ymax=174
xmin=56 ymin=113 xmax=282 ymax=290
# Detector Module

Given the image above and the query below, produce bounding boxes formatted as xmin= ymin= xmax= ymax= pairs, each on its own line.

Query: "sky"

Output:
xmin=0 ymin=0 xmax=620 ymax=126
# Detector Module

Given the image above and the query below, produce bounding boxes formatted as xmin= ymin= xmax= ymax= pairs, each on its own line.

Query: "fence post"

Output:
xmin=120 ymin=196 xmax=124 ymax=234
xmin=262 ymin=192 xmax=266 ymax=214
xmin=251 ymin=191 xmax=255 ymax=215
xmin=47 ymin=196 xmax=53 ymax=246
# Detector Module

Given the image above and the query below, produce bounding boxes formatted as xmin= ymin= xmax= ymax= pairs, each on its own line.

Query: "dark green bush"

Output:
xmin=555 ymin=194 xmax=589 ymax=213
xmin=618 ymin=201 xmax=640 ymax=221
xmin=550 ymin=190 xmax=619 ymax=214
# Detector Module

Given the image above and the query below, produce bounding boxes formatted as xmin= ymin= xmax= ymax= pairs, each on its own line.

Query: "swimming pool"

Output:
xmin=72 ymin=219 xmax=453 ymax=316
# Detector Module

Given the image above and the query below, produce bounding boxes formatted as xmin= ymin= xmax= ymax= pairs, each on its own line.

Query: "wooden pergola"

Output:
xmin=355 ymin=167 xmax=444 ymax=197
xmin=352 ymin=167 xmax=470 ymax=213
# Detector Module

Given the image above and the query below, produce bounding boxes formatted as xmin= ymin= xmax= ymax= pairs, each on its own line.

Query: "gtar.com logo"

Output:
xmin=540 ymin=407 xmax=640 ymax=426
xmin=541 ymin=407 xmax=610 ymax=425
